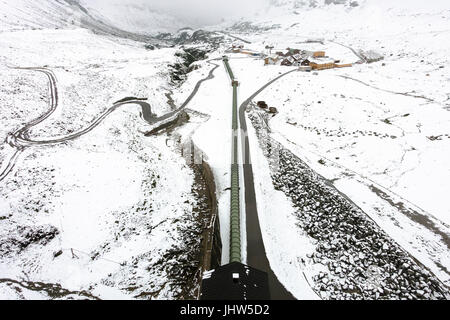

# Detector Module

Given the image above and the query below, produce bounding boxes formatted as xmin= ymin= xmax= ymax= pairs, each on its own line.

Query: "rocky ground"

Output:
xmin=169 ymin=46 xmax=213 ymax=85
xmin=248 ymin=106 xmax=449 ymax=300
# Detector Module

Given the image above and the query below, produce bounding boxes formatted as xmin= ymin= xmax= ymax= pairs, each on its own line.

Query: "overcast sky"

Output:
xmin=85 ymin=0 xmax=270 ymax=26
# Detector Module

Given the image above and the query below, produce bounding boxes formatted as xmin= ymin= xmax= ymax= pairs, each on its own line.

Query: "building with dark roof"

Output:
xmin=201 ymin=262 xmax=270 ymax=300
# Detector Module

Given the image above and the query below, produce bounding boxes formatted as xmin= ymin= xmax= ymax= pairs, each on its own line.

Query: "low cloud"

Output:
xmin=85 ymin=0 xmax=269 ymax=26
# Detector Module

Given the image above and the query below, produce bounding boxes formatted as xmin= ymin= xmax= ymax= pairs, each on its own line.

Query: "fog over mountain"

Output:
xmin=79 ymin=0 xmax=450 ymax=34
xmin=4 ymin=0 xmax=445 ymax=36
xmin=80 ymin=0 xmax=270 ymax=32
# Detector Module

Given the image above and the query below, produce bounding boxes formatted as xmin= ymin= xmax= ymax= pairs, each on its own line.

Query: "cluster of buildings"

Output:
xmin=264 ymin=48 xmax=352 ymax=71
xmin=226 ymin=44 xmax=355 ymax=72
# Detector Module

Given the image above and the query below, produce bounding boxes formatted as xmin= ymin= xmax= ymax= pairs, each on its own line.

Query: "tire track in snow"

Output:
xmin=337 ymin=74 xmax=441 ymax=105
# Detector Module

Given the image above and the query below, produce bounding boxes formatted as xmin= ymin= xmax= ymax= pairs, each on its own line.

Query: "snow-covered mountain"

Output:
xmin=80 ymin=0 xmax=270 ymax=33
xmin=0 ymin=0 xmax=268 ymax=36
xmin=0 ymin=0 xmax=449 ymax=301
xmin=78 ymin=0 xmax=191 ymax=34
xmin=269 ymin=0 xmax=449 ymax=11
xmin=0 ymin=0 xmax=191 ymax=39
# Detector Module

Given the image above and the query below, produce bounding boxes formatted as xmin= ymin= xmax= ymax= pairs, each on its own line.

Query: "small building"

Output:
xmin=313 ymin=51 xmax=326 ymax=58
xmin=284 ymin=48 xmax=300 ymax=56
xmin=269 ymin=107 xmax=278 ymax=114
xmin=281 ymin=58 xmax=291 ymax=66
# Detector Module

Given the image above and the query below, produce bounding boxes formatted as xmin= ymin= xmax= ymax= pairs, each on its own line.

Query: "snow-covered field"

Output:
xmin=0 ymin=0 xmax=449 ymax=300
xmin=0 ymin=20 xmax=210 ymax=299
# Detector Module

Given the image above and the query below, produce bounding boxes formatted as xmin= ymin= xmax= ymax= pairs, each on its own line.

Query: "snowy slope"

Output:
xmin=0 ymin=0 xmax=162 ymax=42
xmin=210 ymin=0 xmax=450 ymax=297
xmin=0 ymin=1 xmax=217 ymax=299
xmin=268 ymin=0 xmax=450 ymax=12
xmin=1 ymin=0 xmax=449 ymax=301
xmin=81 ymin=0 xmax=272 ymax=33
xmin=227 ymin=0 xmax=450 ymax=222
xmin=0 ymin=0 xmax=74 ymax=31
xmin=78 ymin=0 xmax=188 ymax=34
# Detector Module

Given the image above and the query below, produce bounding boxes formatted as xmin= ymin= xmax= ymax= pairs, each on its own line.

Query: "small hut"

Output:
xmin=257 ymin=101 xmax=268 ymax=109
xmin=299 ymin=65 xmax=312 ymax=72
xmin=313 ymin=51 xmax=326 ymax=58
xmin=292 ymin=53 xmax=302 ymax=61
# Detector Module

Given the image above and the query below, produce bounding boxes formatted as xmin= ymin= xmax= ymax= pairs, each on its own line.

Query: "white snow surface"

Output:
xmin=0 ymin=0 xmax=449 ymax=300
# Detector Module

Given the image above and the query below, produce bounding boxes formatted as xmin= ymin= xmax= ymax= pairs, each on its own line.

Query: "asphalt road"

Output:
xmin=1 ymin=60 xmax=221 ymax=181
xmin=239 ymin=70 xmax=297 ymax=300
xmin=237 ymin=66 xmax=298 ymax=300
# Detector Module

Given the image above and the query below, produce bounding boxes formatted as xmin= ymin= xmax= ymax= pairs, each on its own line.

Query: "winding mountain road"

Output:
xmin=0 ymin=59 xmax=220 ymax=182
